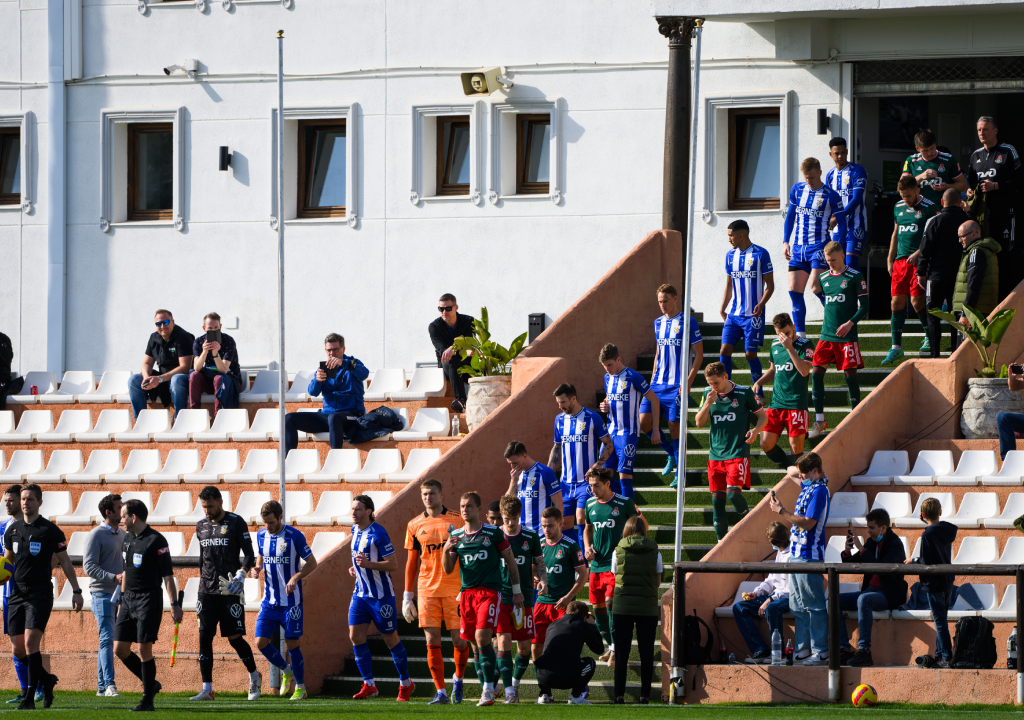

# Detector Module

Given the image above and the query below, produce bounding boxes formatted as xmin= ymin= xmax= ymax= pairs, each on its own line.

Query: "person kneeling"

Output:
xmin=734 ymin=522 xmax=791 ymax=664
xmin=533 ymin=601 xmax=604 ymax=705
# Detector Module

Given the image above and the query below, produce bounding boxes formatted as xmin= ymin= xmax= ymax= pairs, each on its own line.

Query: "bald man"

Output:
xmin=953 ymin=220 xmax=1000 ymax=332
xmin=917 ymin=188 xmax=972 ymax=358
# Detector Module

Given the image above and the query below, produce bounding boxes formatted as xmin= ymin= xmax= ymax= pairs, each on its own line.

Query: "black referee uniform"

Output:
xmin=968 ymin=141 xmax=1022 ymax=297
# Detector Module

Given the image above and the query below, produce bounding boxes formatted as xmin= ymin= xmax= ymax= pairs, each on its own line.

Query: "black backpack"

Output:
xmin=0 ymin=332 xmax=12 ymax=377
xmin=951 ymin=616 xmax=997 ymax=669
xmin=683 ymin=610 xmax=714 ymax=665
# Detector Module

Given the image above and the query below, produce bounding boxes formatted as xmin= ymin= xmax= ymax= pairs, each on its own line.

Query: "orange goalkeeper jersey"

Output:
xmin=405 ymin=506 xmax=462 ymax=598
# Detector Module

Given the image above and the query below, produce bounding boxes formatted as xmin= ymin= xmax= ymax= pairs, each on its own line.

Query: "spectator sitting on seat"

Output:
xmin=836 ymin=508 xmax=908 ymax=668
xmin=283 ymin=333 xmax=369 ymax=455
xmin=998 ymin=364 xmax=1024 ymax=460
xmin=128 ymin=309 xmax=194 ymax=422
xmin=428 ymin=294 xmax=475 ymax=414
xmin=906 ymin=497 xmax=957 ymax=668
xmin=189 ymin=312 xmax=242 ymax=416
xmin=733 ymin=521 xmax=791 ymax=665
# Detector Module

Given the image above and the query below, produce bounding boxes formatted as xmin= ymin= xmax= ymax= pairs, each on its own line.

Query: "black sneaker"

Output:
xmin=639 ymin=697 xmax=649 ymax=705
xmin=744 ymin=649 xmax=772 ymax=664
xmin=847 ymin=650 xmax=873 ymax=667
xmin=614 ymin=698 xmax=625 ymax=704
xmin=839 ymin=647 xmax=857 ymax=665
xmin=450 ymin=400 xmax=465 ymax=414
xmin=16 ymin=697 xmax=34 ymax=711
xmin=42 ymin=675 xmax=57 ymax=709
xmin=935 ymin=658 xmax=952 ymax=669
xmin=130 ymin=699 xmax=155 ymax=712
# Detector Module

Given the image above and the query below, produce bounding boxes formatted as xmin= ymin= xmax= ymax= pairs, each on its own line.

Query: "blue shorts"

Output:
xmin=563 ymin=483 xmax=593 ymax=513
xmin=255 ymin=604 xmax=304 ymax=639
xmin=349 ymin=595 xmax=398 ymax=635
xmin=602 ymin=434 xmax=638 ymax=474
xmin=722 ymin=314 xmax=765 ymax=349
xmin=788 ymin=243 xmax=828 ymax=272
xmin=843 ymin=228 xmax=866 ymax=257
xmin=641 ymin=385 xmax=682 ymax=423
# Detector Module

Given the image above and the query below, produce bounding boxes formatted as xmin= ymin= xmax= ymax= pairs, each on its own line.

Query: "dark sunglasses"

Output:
xmin=154 ymin=320 xmax=171 ymax=327
xmin=438 ymin=306 xmax=455 ymax=313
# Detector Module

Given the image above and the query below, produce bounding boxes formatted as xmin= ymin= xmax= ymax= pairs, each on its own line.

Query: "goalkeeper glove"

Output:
xmin=219 ymin=569 xmax=246 ymax=596
xmin=402 ymin=591 xmax=417 ymax=624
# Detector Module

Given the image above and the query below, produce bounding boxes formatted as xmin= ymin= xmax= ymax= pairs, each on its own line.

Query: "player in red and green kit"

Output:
xmin=582 ymin=467 xmax=638 ymax=667
xmin=695 ymin=361 xmax=767 ymax=541
xmin=809 ymin=240 xmax=870 ymax=439
xmin=901 ymin=128 xmax=967 ymax=205
xmin=752 ymin=313 xmax=814 ymax=468
xmin=533 ymin=507 xmax=588 ymax=667
xmin=442 ymin=493 xmax=523 ymax=707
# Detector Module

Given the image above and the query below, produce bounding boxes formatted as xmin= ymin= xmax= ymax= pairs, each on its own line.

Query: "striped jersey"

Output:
xmin=788 ymin=478 xmax=831 ymax=561
xmin=350 ymin=522 xmax=396 ymax=600
xmin=825 ymin=162 xmax=868 ymax=241
xmin=725 ymin=244 xmax=774 ymax=317
xmin=554 ymin=408 xmax=609 ymax=488
xmin=256 ymin=525 xmax=313 ymax=609
xmin=0 ymin=518 xmax=12 ymax=603
xmin=514 ymin=463 xmax=561 ymax=533
xmin=786 ymin=181 xmax=845 ymax=248
xmin=603 ymin=368 xmax=651 ymax=436
xmin=652 ymin=313 xmax=702 ymax=388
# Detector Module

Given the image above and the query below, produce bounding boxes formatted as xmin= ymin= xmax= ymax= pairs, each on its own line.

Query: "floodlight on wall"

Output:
xmin=460 ymin=67 xmax=513 ymax=96
xmin=219 ymin=146 xmax=232 ymax=171
xmin=817 ymin=108 xmax=830 ymax=135
xmin=163 ymin=59 xmax=199 ymax=79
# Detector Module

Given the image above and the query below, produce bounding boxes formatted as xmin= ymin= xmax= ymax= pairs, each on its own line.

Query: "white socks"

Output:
xmin=816 ymin=413 xmax=825 ymax=422
xmin=249 ymin=670 xmax=260 ymax=683
xmin=399 ymin=678 xmax=412 ymax=688
xmin=202 ymin=682 xmax=213 ymax=694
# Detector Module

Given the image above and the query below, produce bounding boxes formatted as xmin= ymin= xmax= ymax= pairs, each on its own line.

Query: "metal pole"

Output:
xmin=827 ymin=567 xmax=840 ymax=702
xmin=273 ymin=28 xmax=286 ymax=692
xmin=1017 ymin=567 xmax=1023 ymax=704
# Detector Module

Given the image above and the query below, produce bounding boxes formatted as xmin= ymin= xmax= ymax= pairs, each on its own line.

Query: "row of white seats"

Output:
xmin=8 ymin=368 xmax=446 ymax=405
xmin=0 ymin=447 xmax=438 ymax=484
xmin=62 ymin=528 xmax=348 ymax=558
xmin=0 ymin=407 xmax=450 ymax=443
xmin=828 ymin=491 xmax=1024 ymax=528
xmin=0 ymin=488 xmax=391 ymax=527
xmin=825 ymin=534 xmax=1024 ymax=565
xmin=717 ymin=581 xmax=1018 ymax=621
xmin=852 ymin=450 xmax=1024 ymax=487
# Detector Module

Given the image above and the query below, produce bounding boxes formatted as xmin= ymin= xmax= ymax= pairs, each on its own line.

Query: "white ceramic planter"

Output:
xmin=465 ymin=375 xmax=512 ymax=431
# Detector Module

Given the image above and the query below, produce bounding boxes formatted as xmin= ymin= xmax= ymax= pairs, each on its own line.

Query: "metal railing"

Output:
xmin=669 ymin=561 xmax=1023 ymax=704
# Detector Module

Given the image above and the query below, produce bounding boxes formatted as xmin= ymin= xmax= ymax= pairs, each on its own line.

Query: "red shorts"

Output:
xmin=588 ymin=571 xmax=615 ymax=604
xmin=532 ymin=603 xmax=565 ymax=645
xmin=496 ymin=604 xmax=536 ymax=641
xmin=891 ymin=257 xmax=924 ymax=298
xmin=812 ymin=340 xmax=864 ymax=371
xmin=458 ymin=587 xmax=500 ymax=641
xmin=708 ymin=458 xmax=750 ymax=493
xmin=763 ymin=408 xmax=809 ymax=438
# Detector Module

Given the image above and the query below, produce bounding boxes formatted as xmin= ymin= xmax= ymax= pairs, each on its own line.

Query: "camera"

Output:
xmin=914 ymin=654 xmax=935 ymax=668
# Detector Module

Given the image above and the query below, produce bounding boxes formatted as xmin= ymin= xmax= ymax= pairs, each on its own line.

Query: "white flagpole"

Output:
xmin=274 ymin=28 xmax=286 ymax=692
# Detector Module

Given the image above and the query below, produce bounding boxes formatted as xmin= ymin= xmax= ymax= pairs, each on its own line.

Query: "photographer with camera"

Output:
xmin=188 ymin=312 xmax=242 ymax=415
xmin=283 ymin=334 xmax=369 ymax=455
xmin=997 ymin=364 xmax=1024 ymax=460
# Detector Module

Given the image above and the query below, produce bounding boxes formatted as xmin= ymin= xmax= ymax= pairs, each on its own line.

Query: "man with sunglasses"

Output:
xmin=428 ymin=294 xmax=475 ymax=414
xmin=127 ymin=309 xmax=195 ymax=422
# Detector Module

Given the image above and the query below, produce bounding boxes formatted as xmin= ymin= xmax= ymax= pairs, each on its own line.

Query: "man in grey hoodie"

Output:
xmin=83 ymin=494 xmax=124 ymax=697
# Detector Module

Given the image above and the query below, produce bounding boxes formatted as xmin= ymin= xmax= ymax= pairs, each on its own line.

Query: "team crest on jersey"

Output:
xmin=915 ymin=211 xmax=922 ymax=218
xmin=522 ymin=541 xmax=529 ymax=550
xmin=555 ymin=548 xmax=564 ymax=559
xmin=840 ymin=280 xmax=848 ymax=289
xmin=483 ymin=537 xmax=491 ymax=547
xmin=938 ymin=164 xmax=945 ymax=172
xmin=221 ymin=525 xmax=228 ymax=535
xmin=731 ymin=399 xmax=739 ymax=408
xmin=997 ymin=155 xmax=1004 ymax=163
xmin=611 ymin=507 xmax=620 ymax=516
xmin=814 ymin=198 xmax=823 ymax=207
xmin=618 ymin=379 xmax=627 ymax=392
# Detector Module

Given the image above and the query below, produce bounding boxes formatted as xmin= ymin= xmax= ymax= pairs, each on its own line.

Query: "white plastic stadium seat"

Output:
xmin=893 ymin=492 xmax=955 ymax=528
xmin=39 ymin=491 xmax=72 ymax=522
xmin=983 ymin=493 xmax=1024 ymax=528
xmin=143 ymin=449 xmax=201 ymax=484
xmin=825 ymin=535 xmax=862 ymax=563
xmin=385 ymin=448 xmax=441 ymax=483
xmin=952 ymin=536 xmax=999 ymax=565
xmin=26 ymin=449 xmax=84 ymax=483
xmin=277 ymin=491 xmax=313 ymax=524
xmin=996 ymin=537 xmax=1024 ymax=565
xmin=273 ymin=370 xmax=317 ymax=402
xmin=825 ymin=492 xmax=868 ymax=527
xmin=174 ymin=493 xmax=233 ymax=525
xmin=851 ymin=451 xmax=910 ymax=486
xmin=39 ymin=371 xmax=96 ymax=404
xmin=7 ymin=372 xmax=58 ymax=404
xmin=113 ymin=409 xmax=171 ymax=442
xmin=119 ymin=491 xmax=153 ymax=513
xmin=163 ymin=532 xmax=185 ymax=556
xmin=0 ymin=451 xmax=5 ymax=476
xmin=231 ymin=408 xmax=281 ymax=442
xmin=0 ymin=450 xmax=44 ymax=480
xmin=105 ymin=449 xmax=162 ymax=483
xmin=0 ymin=412 xmax=13 ymax=435
xmin=392 ymin=408 xmax=449 ymax=442
xmin=66 ymin=532 xmax=89 ymax=557
xmin=54 ymin=577 xmax=92 ymax=610
xmin=982 ymin=451 xmax=1024 ymax=486
xmin=193 ymin=409 xmax=250 ymax=442
xmin=76 ymin=409 xmax=132 ymax=442
xmin=714 ymin=581 xmax=763 ymax=617
xmin=0 ymin=410 xmax=53 ymax=443
xmin=35 ymin=410 xmax=93 ymax=443
xmin=364 ymin=369 xmax=407 ymax=402
xmin=948 ymin=492 xmax=999 ymax=528
xmin=234 ymin=491 xmax=273 ymax=524
xmin=181 ymin=578 xmax=201 ymax=611
xmin=55 ymin=491 xmax=110 ymax=526
xmin=154 ymin=409 xmax=210 ymax=443
xmin=184 ymin=535 xmax=201 ymax=557
xmin=148 ymin=491 xmax=193 ymax=525
xmin=851 ymin=492 xmax=911 ymax=528
xmin=80 ymin=371 xmax=132 ymax=404
xmin=223 ymin=449 xmax=279 ymax=483
xmin=345 ymin=449 xmax=402 ymax=481
xmin=986 ymin=586 xmax=1018 ymax=621
xmin=391 ymin=368 xmax=446 ymax=401
xmin=182 ymin=449 xmax=240 ymax=484
xmin=284 ymin=449 xmax=322 ymax=483
xmin=239 ymin=371 xmax=280 ymax=403
xmin=310 ymin=531 xmax=349 ymax=557
xmin=949 ymin=584 xmax=998 ymax=619
xmin=294 ymin=491 xmax=353 ymax=526
xmin=936 ymin=450 xmax=998 ymax=487
xmin=303 ymin=449 xmax=361 ymax=483
xmin=894 ymin=450 xmax=954 ymax=486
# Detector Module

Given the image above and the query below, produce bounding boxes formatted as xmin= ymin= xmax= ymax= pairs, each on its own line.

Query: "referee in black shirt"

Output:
xmin=2 ymin=484 xmax=82 ymax=710
xmin=113 ymin=499 xmax=181 ymax=712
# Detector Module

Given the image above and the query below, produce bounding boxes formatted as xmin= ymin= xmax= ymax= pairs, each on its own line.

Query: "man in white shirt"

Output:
xmin=732 ymin=522 xmax=791 ymax=663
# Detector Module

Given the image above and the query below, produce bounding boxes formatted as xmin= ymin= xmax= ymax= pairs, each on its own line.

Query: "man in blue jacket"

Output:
xmin=283 ymin=334 xmax=369 ymax=454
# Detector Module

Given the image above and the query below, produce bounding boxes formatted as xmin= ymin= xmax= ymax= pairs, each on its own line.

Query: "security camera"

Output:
xmin=163 ymin=59 xmax=199 ymax=78
xmin=163 ymin=65 xmax=178 ymax=76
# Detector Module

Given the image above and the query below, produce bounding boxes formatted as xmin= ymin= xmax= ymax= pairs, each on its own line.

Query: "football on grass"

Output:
xmin=852 ymin=684 xmax=878 ymax=707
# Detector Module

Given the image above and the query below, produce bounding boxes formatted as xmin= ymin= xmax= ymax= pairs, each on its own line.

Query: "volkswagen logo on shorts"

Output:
xmin=230 ymin=603 xmax=243 ymax=619
xmin=195 ymin=601 xmax=202 ymax=615
xmin=289 ymin=606 xmax=302 ymax=621
xmin=624 ymin=444 xmax=636 ymax=457
xmin=750 ymin=316 xmax=763 ymax=329
xmin=380 ymin=603 xmax=394 ymax=619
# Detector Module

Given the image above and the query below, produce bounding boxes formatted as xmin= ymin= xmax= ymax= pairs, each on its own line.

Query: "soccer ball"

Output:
xmin=0 ymin=557 xmax=13 ymax=586
xmin=852 ymin=684 xmax=878 ymax=707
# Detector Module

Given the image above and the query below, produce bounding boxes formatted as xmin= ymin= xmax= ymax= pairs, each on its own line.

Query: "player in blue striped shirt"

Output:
xmin=0 ymin=486 xmax=30 ymax=704
xmin=251 ymin=501 xmax=316 ymax=701
xmin=720 ymin=220 xmax=774 ymax=398
xmin=597 ymin=343 xmax=661 ymax=499
xmin=504 ymin=441 xmax=562 ymax=533
xmin=348 ymin=495 xmax=414 ymax=702
xmin=548 ymin=383 xmax=614 ymax=544
xmin=825 ymin=138 xmax=868 ymax=273
xmin=784 ymin=158 xmax=848 ymax=336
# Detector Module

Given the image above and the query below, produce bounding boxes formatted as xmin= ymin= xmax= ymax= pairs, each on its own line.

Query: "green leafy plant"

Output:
xmin=928 ymin=305 xmax=1016 ymax=378
xmin=452 ymin=307 xmax=528 ymax=377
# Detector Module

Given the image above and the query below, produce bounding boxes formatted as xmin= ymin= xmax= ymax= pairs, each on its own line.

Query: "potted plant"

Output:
xmin=452 ymin=307 xmax=528 ymax=431
xmin=929 ymin=304 xmax=1021 ymax=438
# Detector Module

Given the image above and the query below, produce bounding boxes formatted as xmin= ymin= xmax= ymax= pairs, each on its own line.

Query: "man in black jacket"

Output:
xmin=533 ymin=601 xmax=604 ymax=705
xmin=835 ymin=508 xmax=907 ymax=667
xmin=907 ymin=497 xmax=957 ymax=667
xmin=917 ymin=189 xmax=972 ymax=358
xmin=427 ymin=293 xmax=475 ymax=413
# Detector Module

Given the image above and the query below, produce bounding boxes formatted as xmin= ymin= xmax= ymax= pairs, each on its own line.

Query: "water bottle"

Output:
xmin=771 ymin=630 xmax=783 ymax=666
xmin=1009 ymin=627 xmax=1018 ymax=669
xmin=450 ymin=416 xmax=460 ymax=437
